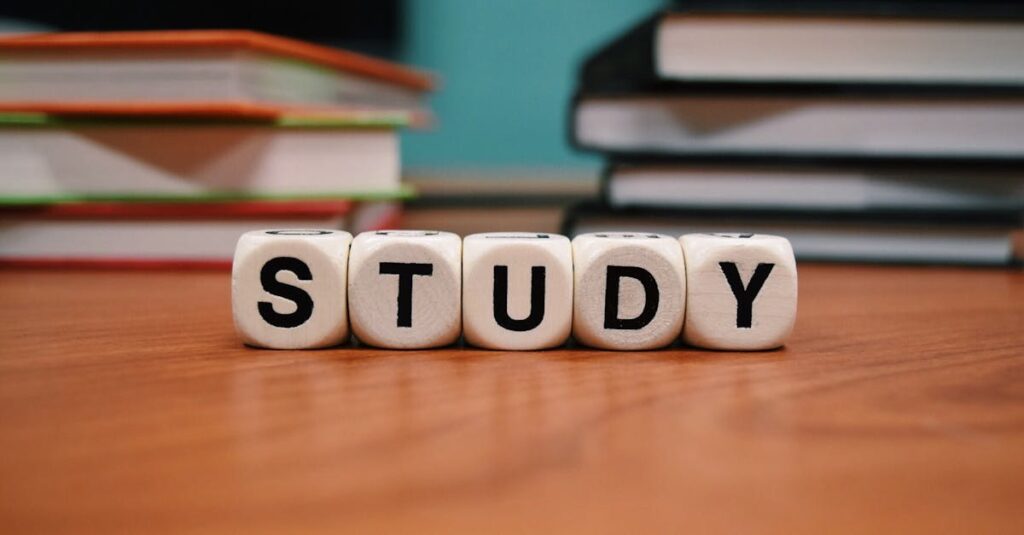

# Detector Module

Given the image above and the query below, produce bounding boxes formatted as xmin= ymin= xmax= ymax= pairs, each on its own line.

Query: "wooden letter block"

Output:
xmin=680 ymin=233 xmax=798 ymax=350
xmin=232 ymin=229 xmax=352 ymax=349
xmin=572 ymin=233 xmax=686 ymax=350
xmin=462 ymin=233 xmax=573 ymax=350
xmin=348 ymin=230 xmax=461 ymax=349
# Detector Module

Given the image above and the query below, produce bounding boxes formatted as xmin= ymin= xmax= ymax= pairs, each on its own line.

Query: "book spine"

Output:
xmin=578 ymin=13 xmax=662 ymax=93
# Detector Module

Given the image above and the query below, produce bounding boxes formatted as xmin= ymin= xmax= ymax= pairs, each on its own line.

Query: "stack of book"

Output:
xmin=401 ymin=174 xmax=597 ymax=235
xmin=565 ymin=1 xmax=1024 ymax=265
xmin=0 ymin=30 xmax=432 ymax=267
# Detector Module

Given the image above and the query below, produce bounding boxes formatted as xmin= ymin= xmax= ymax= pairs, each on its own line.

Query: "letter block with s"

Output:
xmin=679 ymin=233 xmax=797 ymax=350
xmin=462 ymin=233 xmax=573 ymax=350
xmin=572 ymin=233 xmax=686 ymax=350
xmin=232 ymin=229 xmax=353 ymax=349
xmin=347 ymin=230 xmax=462 ymax=349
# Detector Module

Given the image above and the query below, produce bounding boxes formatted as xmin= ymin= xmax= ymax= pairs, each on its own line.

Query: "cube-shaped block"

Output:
xmin=572 ymin=233 xmax=686 ymax=350
xmin=680 ymin=233 xmax=798 ymax=350
xmin=232 ymin=229 xmax=352 ymax=349
xmin=462 ymin=233 xmax=573 ymax=350
xmin=348 ymin=230 xmax=462 ymax=349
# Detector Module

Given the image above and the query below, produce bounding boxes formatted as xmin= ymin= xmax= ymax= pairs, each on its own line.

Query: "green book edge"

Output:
xmin=0 ymin=111 xmax=409 ymax=129
xmin=0 ymin=185 xmax=417 ymax=206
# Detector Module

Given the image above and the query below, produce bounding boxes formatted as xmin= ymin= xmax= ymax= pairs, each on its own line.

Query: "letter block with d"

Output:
xmin=462 ymin=233 xmax=573 ymax=350
xmin=232 ymin=229 xmax=353 ymax=349
xmin=572 ymin=233 xmax=686 ymax=350
xmin=679 ymin=233 xmax=797 ymax=350
xmin=348 ymin=230 xmax=462 ymax=349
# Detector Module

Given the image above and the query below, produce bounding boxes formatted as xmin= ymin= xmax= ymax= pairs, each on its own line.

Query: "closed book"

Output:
xmin=0 ymin=113 xmax=410 ymax=205
xmin=571 ymin=90 xmax=1024 ymax=159
xmin=573 ymin=2 xmax=1024 ymax=159
xmin=0 ymin=30 xmax=434 ymax=123
xmin=604 ymin=159 xmax=1024 ymax=212
xmin=562 ymin=203 xmax=1024 ymax=266
xmin=0 ymin=200 xmax=354 ymax=268
xmin=581 ymin=2 xmax=1024 ymax=90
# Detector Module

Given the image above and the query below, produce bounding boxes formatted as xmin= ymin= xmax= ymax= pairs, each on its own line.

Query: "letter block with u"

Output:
xmin=232 ymin=229 xmax=353 ymax=349
xmin=462 ymin=233 xmax=574 ymax=350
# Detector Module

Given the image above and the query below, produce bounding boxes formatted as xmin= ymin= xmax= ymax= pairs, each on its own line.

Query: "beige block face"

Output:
xmin=232 ymin=229 xmax=352 ymax=349
xmin=680 ymin=233 xmax=798 ymax=350
xmin=462 ymin=233 xmax=573 ymax=350
xmin=347 ymin=230 xmax=462 ymax=349
xmin=572 ymin=232 xmax=686 ymax=350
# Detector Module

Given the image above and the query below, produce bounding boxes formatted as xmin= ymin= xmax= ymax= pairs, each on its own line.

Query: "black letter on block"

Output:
xmin=604 ymin=266 xmax=659 ymax=330
xmin=258 ymin=257 xmax=314 ymax=328
xmin=719 ymin=262 xmax=774 ymax=328
xmin=493 ymin=265 xmax=546 ymax=331
xmin=379 ymin=262 xmax=434 ymax=328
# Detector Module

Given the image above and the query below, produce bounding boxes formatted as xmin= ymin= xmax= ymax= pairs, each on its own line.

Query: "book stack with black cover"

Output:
xmin=565 ymin=1 xmax=1024 ymax=265
xmin=0 ymin=30 xmax=433 ymax=267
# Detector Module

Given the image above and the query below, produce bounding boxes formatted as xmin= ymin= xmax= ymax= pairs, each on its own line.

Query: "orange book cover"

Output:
xmin=0 ymin=102 xmax=401 ymax=121
xmin=0 ymin=30 xmax=435 ymax=120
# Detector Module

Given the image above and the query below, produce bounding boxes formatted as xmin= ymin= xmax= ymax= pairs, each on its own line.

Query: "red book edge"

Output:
xmin=0 ymin=200 xmax=355 ymax=220
xmin=0 ymin=258 xmax=234 ymax=270
xmin=0 ymin=102 xmax=429 ymax=126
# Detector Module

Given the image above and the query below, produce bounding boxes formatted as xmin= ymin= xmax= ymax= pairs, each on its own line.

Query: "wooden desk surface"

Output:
xmin=0 ymin=265 xmax=1021 ymax=534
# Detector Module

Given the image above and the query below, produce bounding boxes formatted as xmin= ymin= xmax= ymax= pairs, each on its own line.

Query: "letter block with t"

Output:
xmin=232 ymin=229 xmax=353 ymax=349
xmin=679 ymin=233 xmax=797 ymax=350
xmin=462 ymin=233 xmax=573 ymax=350
xmin=571 ymin=233 xmax=686 ymax=350
xmin=347 ymin=230 xmax=462 ymax=349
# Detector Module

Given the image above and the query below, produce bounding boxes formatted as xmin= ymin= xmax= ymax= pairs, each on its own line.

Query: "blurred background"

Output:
xmin=0 ymin=0 xmax=655 ymax=173
xmin=0 ymin=0 xmax=1021 ymax=266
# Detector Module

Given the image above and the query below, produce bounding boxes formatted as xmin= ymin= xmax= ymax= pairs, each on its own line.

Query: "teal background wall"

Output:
xmin=399 ymin=0 xmax=662 ymax=173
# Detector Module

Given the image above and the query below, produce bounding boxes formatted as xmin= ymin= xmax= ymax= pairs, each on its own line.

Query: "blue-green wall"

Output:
xmin=400 ymin=0 xmax=662 ymax=172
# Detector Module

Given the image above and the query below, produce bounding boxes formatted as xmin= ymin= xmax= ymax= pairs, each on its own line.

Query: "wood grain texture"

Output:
xmin=0 ymin=264 xmax=1022 ymax=534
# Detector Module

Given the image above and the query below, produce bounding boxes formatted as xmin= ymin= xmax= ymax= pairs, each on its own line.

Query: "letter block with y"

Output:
xmin=679 ymin=233 xmax=797 ymax=350
xmin=232 ymin=229 xmax=353 ymax=349
xmin=572 ymin=233 xmax=686 ymax=350
xmin=462 ymin=233 xmax=573 ymax=350
xmin=347 ymin=230 xmax=462 ymax=349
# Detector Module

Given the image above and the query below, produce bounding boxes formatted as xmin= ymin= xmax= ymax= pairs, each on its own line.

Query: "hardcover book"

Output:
xmin=603 ymin=159 xmax=1024 ymax=212
xmin=0 ymin=113 xmax=410 ymax=205
xmin=0 ymin=200 xmax=355 ymax=268
xmin=0 ymin=30 xmax=435 ymax=123
xmin=571 ymin=90 xmax=1024 ymax=158
xmin=562 ymin=203 xmax=1024 ymax=266
xmin=581 ymin=1 xmax=1024 ymax=91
